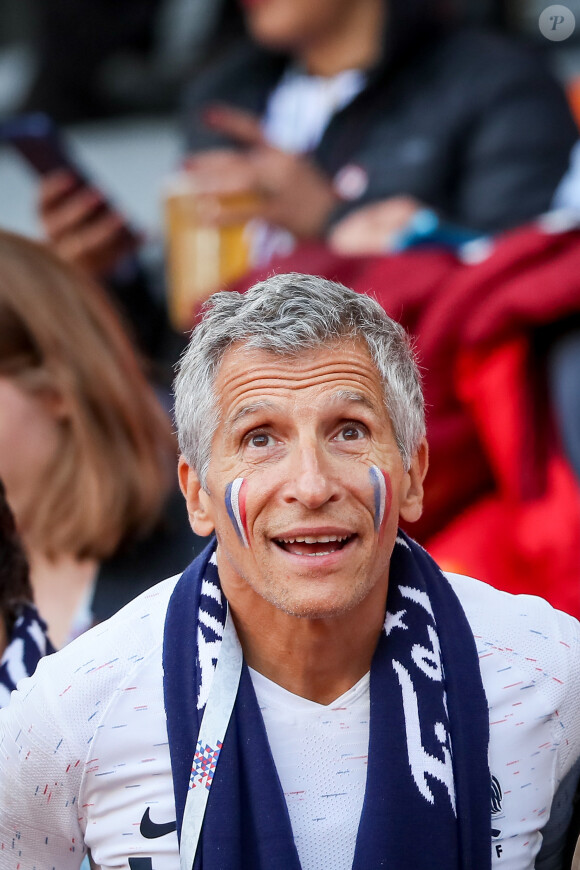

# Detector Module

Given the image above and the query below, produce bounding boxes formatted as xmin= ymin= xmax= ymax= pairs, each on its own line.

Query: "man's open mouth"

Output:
xmin=273 ymin=534 xmax=355 ymax=556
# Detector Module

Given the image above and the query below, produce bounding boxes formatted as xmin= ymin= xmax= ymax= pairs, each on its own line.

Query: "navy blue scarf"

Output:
xmin=0 ymin=603 xmax=54 ymax=708
xmin=164 ymin=532 xmax=491 ymax=870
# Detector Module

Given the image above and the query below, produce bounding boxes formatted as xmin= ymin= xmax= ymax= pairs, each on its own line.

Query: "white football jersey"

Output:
xmin=0 ymin=571 xmax=579 ymax=870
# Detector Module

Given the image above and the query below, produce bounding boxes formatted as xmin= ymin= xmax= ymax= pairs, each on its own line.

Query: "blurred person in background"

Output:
xmin=0 ymin=229 xmax=201 ymax=649
xmin=0 ymin=476 xmax=53 ymax=707
xmin=37 ymin=0 xmax=577 ymax=294
xmin=181 ymin=0 xmax=578 ymax=256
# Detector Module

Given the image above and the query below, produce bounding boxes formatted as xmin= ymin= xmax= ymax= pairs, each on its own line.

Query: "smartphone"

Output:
xmin=0 ymin=112 xmax=137 ymax=239
xmin=1 ymin=113 xmax=90 ymax=183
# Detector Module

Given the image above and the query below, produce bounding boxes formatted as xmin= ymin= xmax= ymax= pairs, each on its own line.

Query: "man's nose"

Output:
xmin=284 ymin=443 xmax=339 ymax=509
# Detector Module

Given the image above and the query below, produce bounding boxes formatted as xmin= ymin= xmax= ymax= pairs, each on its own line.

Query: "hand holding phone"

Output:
xmin=0 ymin=113 xmax=87 ymax=179
xmin=0 ymin=113 xmax=140 ymax=278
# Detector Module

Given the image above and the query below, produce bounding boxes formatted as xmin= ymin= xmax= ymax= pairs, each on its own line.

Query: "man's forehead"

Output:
xmin=215 ymin=336 xmax=377 ymax=376
xmin=213 ymin=339 xmax=386 ymax=424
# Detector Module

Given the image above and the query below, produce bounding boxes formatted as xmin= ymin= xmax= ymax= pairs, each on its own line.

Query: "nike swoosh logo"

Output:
xmin=140 ymin=806 xmax=177 ymax=839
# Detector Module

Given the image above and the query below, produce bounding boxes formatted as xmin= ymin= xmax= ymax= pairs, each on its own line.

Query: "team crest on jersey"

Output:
xmin=491 ymin=774 xmax=503 ymax=838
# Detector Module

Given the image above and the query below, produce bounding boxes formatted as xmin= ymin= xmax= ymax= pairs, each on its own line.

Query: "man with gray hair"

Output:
xmin=1 ymin=273 xmax=580 ymax=870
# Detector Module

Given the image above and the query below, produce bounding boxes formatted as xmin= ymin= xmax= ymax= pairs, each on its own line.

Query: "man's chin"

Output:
xmin=268 ymin=599 xmax=357 ymax=621
xmin=261 ymin=576 xmax=371 ymax=621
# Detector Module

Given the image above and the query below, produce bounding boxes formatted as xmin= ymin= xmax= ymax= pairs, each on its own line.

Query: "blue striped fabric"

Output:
xmin=0 ymin=603 xmax=54 ymax=707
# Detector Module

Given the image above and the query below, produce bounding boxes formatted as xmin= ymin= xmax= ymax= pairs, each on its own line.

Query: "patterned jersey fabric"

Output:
xmin=0 ymin=573 xmax=579 ymax=869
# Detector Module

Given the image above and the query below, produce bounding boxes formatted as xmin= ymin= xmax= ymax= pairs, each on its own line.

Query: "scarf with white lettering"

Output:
xmin=163 ymin=532 xmax=491 ymax=870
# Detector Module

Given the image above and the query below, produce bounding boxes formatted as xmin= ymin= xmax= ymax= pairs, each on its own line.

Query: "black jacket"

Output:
xmin=109 ymin=9 xmax=578 ymax=363
xmin=181 ymin=24 xmax=577 ymax=233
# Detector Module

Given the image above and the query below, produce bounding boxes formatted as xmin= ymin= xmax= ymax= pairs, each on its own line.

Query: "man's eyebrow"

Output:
xmin=225 ymin=391 xmax=379 ymax=433
xmin=225 ymin=400 xmax=278 ymax=432
xmin=329 ymin=389 xmax=381 ymax=413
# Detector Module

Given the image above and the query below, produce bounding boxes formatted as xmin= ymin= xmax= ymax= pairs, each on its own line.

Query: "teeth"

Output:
xmin=278 ymin=534 xmax=350 ymax=544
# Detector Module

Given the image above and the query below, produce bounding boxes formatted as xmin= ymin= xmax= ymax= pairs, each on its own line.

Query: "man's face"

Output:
xmin=179 ymin=339 xmax=427 ymax=623
xmin=239 ymin=0 xmax=376 ymax=55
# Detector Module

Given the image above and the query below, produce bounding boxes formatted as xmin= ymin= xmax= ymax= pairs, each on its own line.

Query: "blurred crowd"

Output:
xmin=0 ymin=0 xmax=580 ymax=676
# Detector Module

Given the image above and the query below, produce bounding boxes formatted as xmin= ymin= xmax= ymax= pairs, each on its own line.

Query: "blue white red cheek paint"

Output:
xmin=369 ymin=465 xmax=392 ymax=533
xmin=225 ymin=477 xmax=249 ymax=547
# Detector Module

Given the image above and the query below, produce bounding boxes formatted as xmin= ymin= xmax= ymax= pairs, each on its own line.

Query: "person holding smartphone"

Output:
xmin=37 ymin=0 xmax=577 ymax=325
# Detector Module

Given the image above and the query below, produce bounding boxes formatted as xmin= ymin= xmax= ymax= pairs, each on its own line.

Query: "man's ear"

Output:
xmin=178 ymin=456 xmax=216 ymax=536
xmin=398 ymin=438 xmax=429 ymax=524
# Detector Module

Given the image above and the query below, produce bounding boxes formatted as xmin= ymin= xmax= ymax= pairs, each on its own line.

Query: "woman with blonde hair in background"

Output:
xmin=0 ymin=229 xmax=200 ymax=648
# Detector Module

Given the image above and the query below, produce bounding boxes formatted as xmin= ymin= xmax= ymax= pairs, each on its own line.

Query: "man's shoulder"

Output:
xmin=446 ymin=571 xmax=580 ymax=690
xmin=0 ymin=571 xmax=188 ymax=798
xmin=40 ymin=539 xmax=216 ymax=698
xmin=79 ymin=571 xmax=181 ymax=655
xmin=446 ymin=570 xmax=580 ymax=638
xmin=433 ymin=27 xmax=551 ymax=77
xmin=3 ymin=574 xmax=180 ymax=721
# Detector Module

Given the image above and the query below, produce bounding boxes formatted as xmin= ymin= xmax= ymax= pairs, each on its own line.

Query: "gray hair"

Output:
xmin=174 ymin=273 xmax=425 ymax=486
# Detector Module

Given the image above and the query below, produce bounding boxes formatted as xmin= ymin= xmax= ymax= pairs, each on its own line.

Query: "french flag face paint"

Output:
xmin=225 ymin=477 xmax=249 ymax=547
xmin=369 ymin=465 xmax=392 ymax=533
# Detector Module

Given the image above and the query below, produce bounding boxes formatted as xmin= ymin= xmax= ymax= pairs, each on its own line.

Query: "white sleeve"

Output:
xmin=535 ymin=605 xmax=580 ymax=869
xmin=446 ymin=571 xmax=580 ymax=781
xmin=550 ymin=602 xmax=580 ymax=781
xmin=0 ymin=576 xmax=178 ymax=870
xmin=0 ymin=653 xmax=88 ymax=870
xmin=447 ymin=572 xmax=580 ymax=869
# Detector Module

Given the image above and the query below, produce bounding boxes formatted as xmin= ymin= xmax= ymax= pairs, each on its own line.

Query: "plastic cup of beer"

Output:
xmin=164 ymin=172 xmax=257 ymax=330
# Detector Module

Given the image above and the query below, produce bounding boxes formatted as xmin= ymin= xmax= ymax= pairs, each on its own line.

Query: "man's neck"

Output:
xmin=297 ymin=0 xmax=385 ymax=77
xmin=229 ymin=593 xmax=386 ymax=705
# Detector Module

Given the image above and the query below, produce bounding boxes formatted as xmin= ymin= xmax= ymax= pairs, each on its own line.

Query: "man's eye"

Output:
xmin=336 ymin=424 xmax=366 ymax=442
xmin=248 ymin=432 xmax=274 ymax=448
